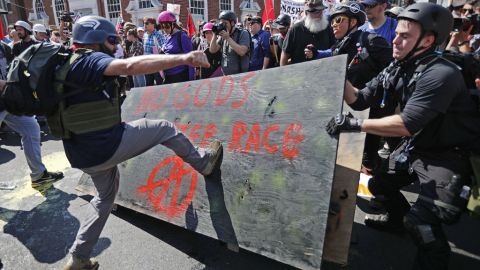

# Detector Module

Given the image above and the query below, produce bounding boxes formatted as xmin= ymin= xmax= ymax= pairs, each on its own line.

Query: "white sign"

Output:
xmin=280 ymin=0 xmax=304 ymax=23
xmin=166 ymin=3 xmax=181 ymax=21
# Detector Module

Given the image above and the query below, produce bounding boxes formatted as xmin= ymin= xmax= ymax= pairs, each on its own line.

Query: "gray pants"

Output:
xmin=70 ymin=118 xmax=210 ymax=258
xmin=0 ymin=111 xmax=46 ymax=180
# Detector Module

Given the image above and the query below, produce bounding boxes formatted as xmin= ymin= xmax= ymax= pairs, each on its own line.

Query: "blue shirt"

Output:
xmin=162 ymin=31 xmax=194 ymax=78
xmin=249 ymin=30 xmax=271 ymax=71
xmin=143 ymin=30 xmax=166 ymax=55
xmin=62 ymin=52 xmax=124 ymax=169
xmin=359 ymin=17 xmax=397 ymax=45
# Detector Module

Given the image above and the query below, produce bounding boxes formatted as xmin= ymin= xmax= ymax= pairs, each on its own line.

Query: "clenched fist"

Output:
xmin=184 ymin=51 xmax=211 ymax=68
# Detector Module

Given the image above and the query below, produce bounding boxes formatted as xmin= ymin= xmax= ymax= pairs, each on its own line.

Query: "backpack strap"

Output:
xmin=407 ymin=54 xmax=441 ymax=88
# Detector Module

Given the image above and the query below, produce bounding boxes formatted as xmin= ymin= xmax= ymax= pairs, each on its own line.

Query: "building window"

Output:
xmin=35 ymin=0 xmax=45 ymax=20
xmin=54 ymin=0 xmax=65 ymax=23
xmin=219 ymin=0 xmax=233 ymax=11
xmin=138 ymin=0 xmax=153 ymax=9
xmin=189 ymin=0 xmax=206 ymax=22
xmin=106 ymin=0 xmax=122 ymax=20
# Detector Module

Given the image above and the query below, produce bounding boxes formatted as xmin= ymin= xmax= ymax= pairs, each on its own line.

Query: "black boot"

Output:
xmin=365 ymin=213 xmax=405 ymax=234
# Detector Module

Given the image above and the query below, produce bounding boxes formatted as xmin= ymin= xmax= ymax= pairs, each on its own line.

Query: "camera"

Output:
xmin=211 ymin=22 xmax=227 ymax=34
xmin=61 ymin=11 xmax=75 ymax=23
xmin=453 ymin=17 xmax=472 ymax=32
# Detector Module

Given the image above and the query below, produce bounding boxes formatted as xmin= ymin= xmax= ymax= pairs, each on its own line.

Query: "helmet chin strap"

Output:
xmin=401 ymin=31 xmax=430 ymax=63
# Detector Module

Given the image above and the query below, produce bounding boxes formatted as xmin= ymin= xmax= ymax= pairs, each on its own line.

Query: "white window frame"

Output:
xmin=53 ymin=0 xmax=66 ymax=25
xmin=219 ymin=0 xmax=234 ymax=12
xmin=34 ymin=0 xmax=46 ymax=20
xmin=138 ymin=0 xmax=153 ymax=9
xmin=189 ymin=0 xmax=208 ymax=23
xmin=104 ymin=0 xmax=123 ymax=21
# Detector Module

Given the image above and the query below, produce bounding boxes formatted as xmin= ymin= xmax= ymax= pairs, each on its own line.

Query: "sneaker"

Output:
xmin=63 ymin=255 xmax=99 ymax=270
xmin=201 ymin=140 xmax=223 ymax=176
xmin=31 ymin=170 xmax=64 ymax=191
xmin=364 ymin=213 xmax=405 ymax=234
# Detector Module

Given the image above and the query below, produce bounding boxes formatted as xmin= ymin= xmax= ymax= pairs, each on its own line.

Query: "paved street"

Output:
xmin=1 ymin=126 xmax=479 ymax=270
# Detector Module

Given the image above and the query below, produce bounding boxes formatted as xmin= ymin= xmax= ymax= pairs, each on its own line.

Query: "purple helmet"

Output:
xmin=157 ymin=11 xmax=177 ymax=24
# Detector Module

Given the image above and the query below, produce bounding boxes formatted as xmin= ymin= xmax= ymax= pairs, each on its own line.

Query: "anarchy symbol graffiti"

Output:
xmin=138 ymin=156 xmax=198 ymax=218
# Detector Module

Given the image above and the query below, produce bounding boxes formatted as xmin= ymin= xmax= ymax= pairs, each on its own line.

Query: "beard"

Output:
xmin=304 ymin=14 xmax=328 ymax=34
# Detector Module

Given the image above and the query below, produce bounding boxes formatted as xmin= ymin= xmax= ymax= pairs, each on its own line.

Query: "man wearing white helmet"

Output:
xmin=32 ymin=24 xmax=48 ymax=42
xmin=12 ymin=20 xmax=37 ymax=57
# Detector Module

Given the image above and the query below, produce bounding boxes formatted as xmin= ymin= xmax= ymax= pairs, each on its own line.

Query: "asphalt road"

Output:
xmin=1 ymin=126 xmax=479 ymax=270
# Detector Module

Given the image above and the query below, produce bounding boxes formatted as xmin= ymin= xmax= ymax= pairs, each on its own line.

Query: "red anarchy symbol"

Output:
xmin=138 ymin=156 xmax=198 ymax=218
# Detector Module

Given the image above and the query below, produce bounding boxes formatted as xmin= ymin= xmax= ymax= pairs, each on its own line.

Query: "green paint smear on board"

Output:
xmin=221 ymin=114 xmax=232 ymax=126
xmin=272 ymin=172 xmax=286 ymax=190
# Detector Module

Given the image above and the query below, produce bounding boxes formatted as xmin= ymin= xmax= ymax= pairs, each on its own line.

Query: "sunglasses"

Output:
xmin=107 ymin=36 xmax=120 ymax=45
xmin=159 ymin=23 xmax=172 ymax=29
xmin=331 ymin=15 xmax=349 ymax=26
xmin=462 ymin=8 xmax=474 ymax=13
xmin=306 ymin=9 xmax=323 ymax=14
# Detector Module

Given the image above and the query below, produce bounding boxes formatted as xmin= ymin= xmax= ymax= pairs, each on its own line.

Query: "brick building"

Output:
xmin=1 ymin=0 xmax=284 ymax=35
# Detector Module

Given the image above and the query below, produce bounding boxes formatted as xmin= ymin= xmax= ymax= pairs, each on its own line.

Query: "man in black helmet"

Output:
xmin=269 ymin=14 xmax=291 ymax=67
xmin=326 ymin=3 xmax=480 ymax=269
xmin=209 ymin=10 xmax=251 ymax=75
xmin=61 ymin=16 xmax=223 ymax=270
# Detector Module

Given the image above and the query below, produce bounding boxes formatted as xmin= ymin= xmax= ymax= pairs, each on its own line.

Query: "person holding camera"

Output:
xmin=209 ymin=11 xmax=251 ymax=75
xmin=198 ymin=22 xmax=222 ymax=79
xmin=248 ymin=16 xmax=271 ymax=71
xmin=327 ymin=3 xmax=480 ymax=269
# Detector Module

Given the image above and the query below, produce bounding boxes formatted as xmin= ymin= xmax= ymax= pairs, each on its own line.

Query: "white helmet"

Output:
xmin=14 ymin=20 xmax=32 ymax=32
xmin=33 ymin=24 xmax=47 ymax=33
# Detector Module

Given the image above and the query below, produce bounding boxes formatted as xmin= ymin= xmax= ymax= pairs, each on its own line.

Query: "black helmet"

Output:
xmin=273 ymin=14 xmax=291 ymax=27
xmin=330 ymin=2 xmax=366 ymax=26
xmin=219 ymin=11 xmax=236 ymax=22
xmin=397 ymin=2 xmax=453 ymax=45
xmin=73 ymin=15 xmax=117 ymax=44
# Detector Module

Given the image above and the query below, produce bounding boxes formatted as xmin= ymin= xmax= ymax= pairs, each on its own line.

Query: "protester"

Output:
xmin=7 ymin=29 xmax=19 ymax=48
xmin=12 ymin=20 xmax=37 ymax=57
xmin=209 ymin=11 xmax=251 ymax=75
xmin=385 ymin=6 xmax=404 ymax=19
xmin=269 ymin=14 xmax=291 ymax=67
xmin=50 ymin=30 xmax=62 ymax=45
xmin=192 ymin=21 xmax=206 ymax=50
xmin=136 ymin=27 xmax=145 ymax=43
xmin=359 ymin=0 xmax=398 ymax=44
xmin=248 ymin=16 xmax=271 ymax=71
xmin=157 ymin=11 xmax=195 ymax=84
xmin=326 ymin=3 xmax=480 ymax=269
xmin=308 ymin=1 xmax=392 ymax=88
xmin=0 ymin=46 xmax=63 ymax=193
xmin=198 ymin=22 xmax=222 ymax=79
xmin=60 ymin=15 xmax=223 ymax=270
xmin=280 ymin=0 xmax=335 ymax=65
xmin=126 ymin=29 xmax=146 ymax=87
xmin=143 ymin=17 xmax=166 ymax=85
xmin=32 ymin=24 xmax=48 ymax=42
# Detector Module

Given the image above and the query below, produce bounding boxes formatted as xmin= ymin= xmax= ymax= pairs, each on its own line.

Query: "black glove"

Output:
xmin=326 ymin=112 xmax=363 ymax=136
xmin=305 ymin=44 xmax=318 ymax=59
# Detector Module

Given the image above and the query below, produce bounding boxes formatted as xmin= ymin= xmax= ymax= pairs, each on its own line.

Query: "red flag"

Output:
xmin=0 ymin=19 xmax=5 ymax=40
xmin=187 ymin=11 xmax=196 ymax=38
xmin=262 ymin=0 xmax=275 ymax=25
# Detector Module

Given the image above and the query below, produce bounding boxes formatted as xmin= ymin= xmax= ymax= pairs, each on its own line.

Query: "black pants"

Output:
xmin=369 ymin=150 xmax=471 ymax=269
xmin=145 ymin=72 xmax=163 ymax=86
xmin=163 ymin=70 xmax=189 ymax=85
xmin=363 ymin=105 xmax=399 ymax=170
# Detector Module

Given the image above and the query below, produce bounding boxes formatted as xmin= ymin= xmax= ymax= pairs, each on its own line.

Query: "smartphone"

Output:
xmin=453 ymin=18 xmax=464 ymax=32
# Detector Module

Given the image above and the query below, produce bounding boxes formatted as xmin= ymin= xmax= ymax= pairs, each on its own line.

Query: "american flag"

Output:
xmin=115 ymin=15 xmax=124 ymax=34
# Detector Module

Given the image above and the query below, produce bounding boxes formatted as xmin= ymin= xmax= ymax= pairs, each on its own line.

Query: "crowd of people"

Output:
xmin=0 ymin=0 xmax=479 ymax=269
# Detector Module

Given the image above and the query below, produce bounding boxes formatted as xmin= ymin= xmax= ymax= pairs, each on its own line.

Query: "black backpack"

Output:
xmin=0 ymin=42 xmax=74 ymax=116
